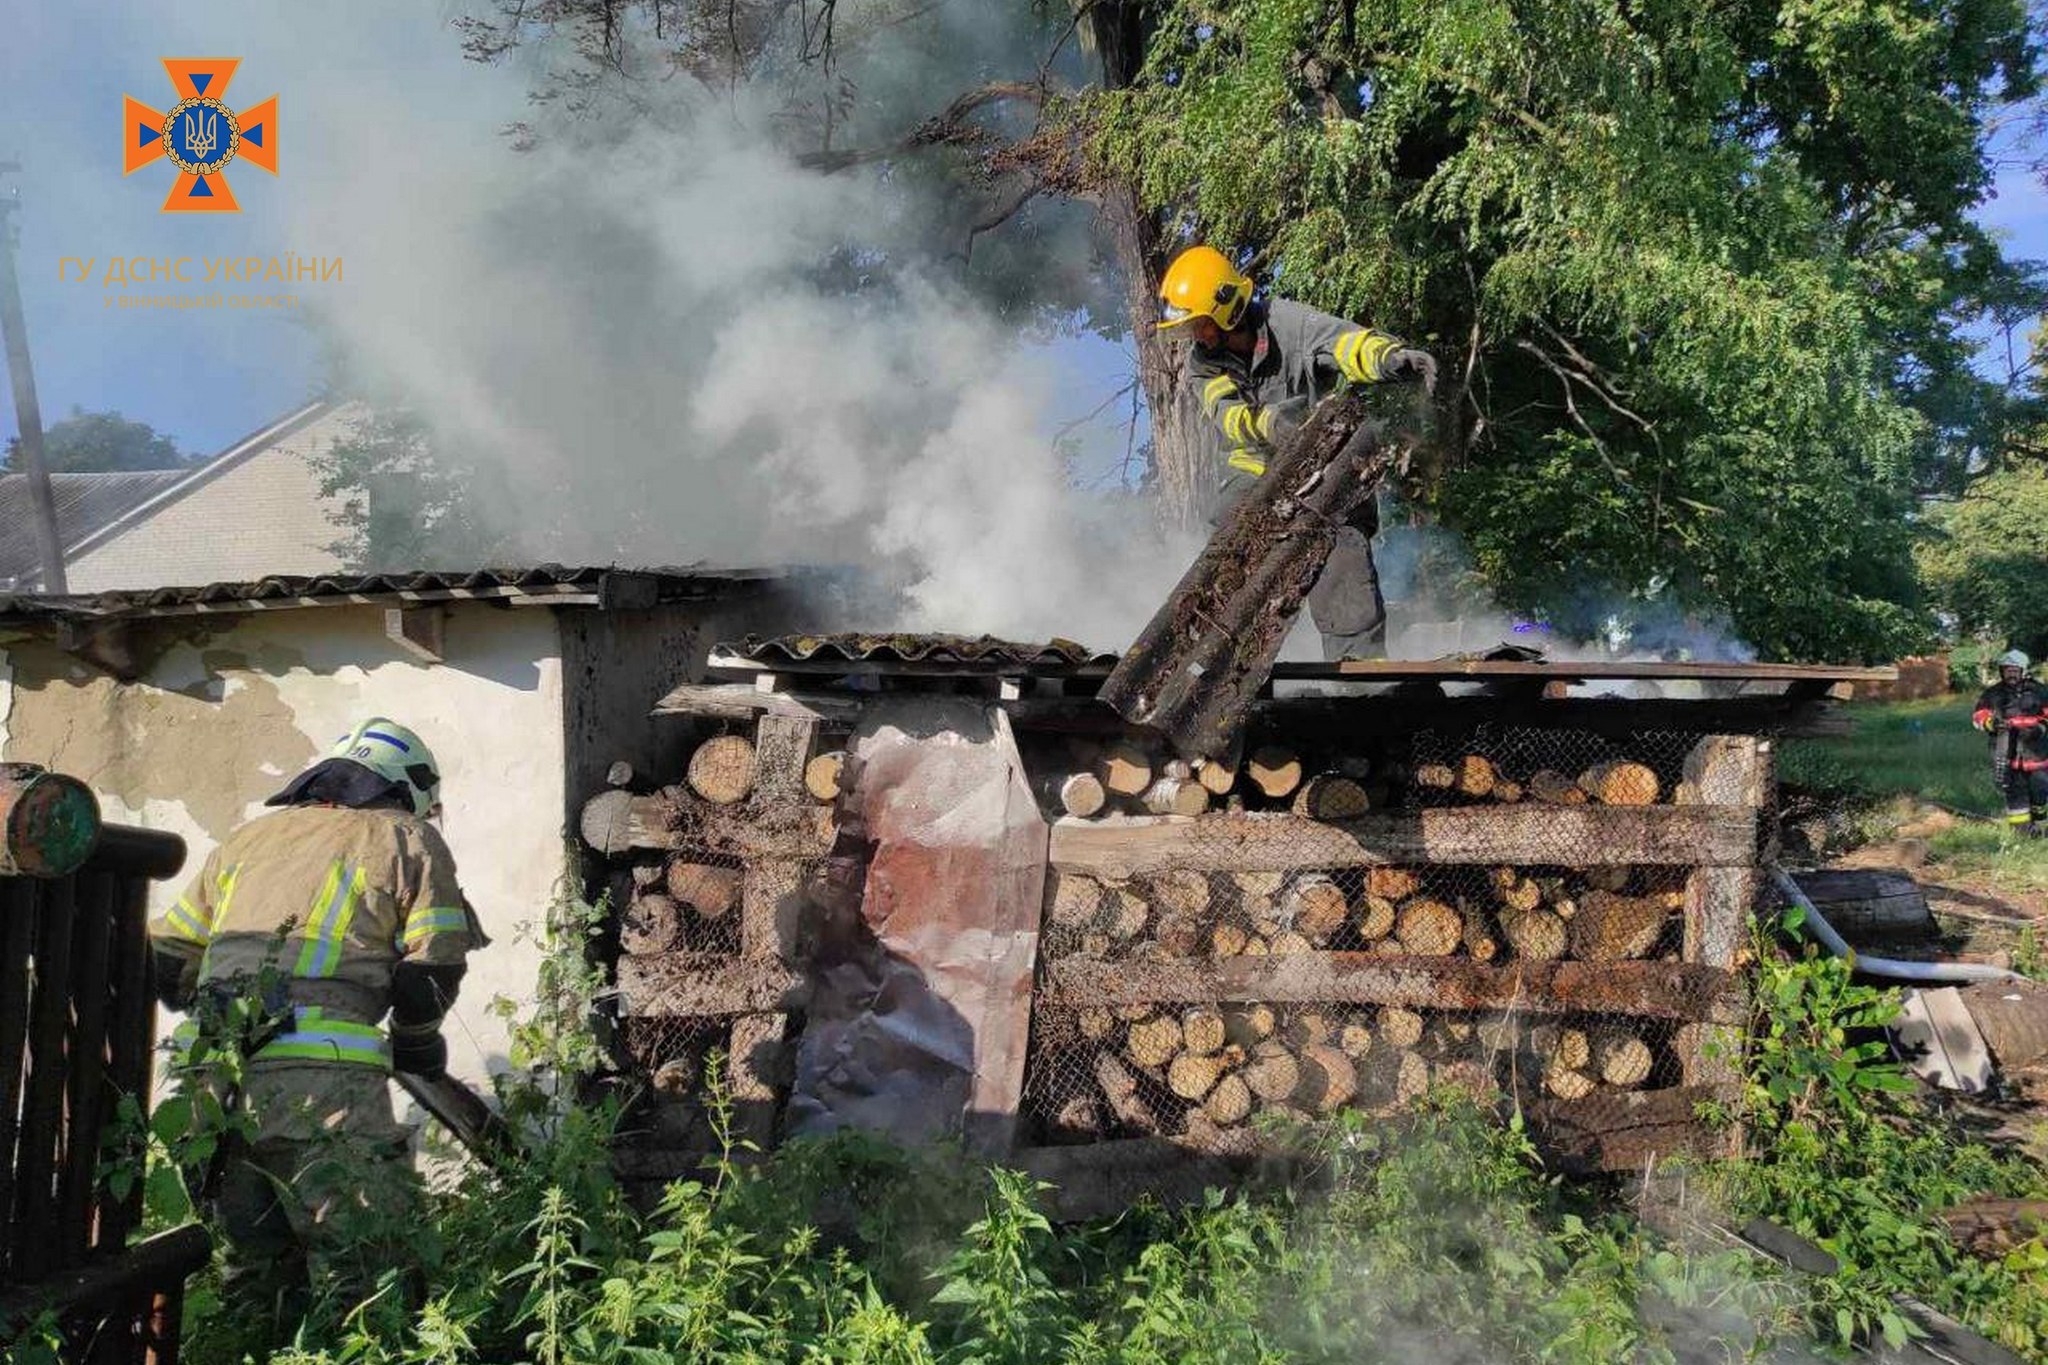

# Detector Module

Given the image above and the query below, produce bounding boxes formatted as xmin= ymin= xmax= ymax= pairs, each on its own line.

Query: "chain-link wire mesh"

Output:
xmin=1022 ymin=723 xmax=1765 ymax=1163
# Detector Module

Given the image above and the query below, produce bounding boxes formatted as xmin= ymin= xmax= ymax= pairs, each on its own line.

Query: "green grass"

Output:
xmin=1780 ymin=695 xmax=1999 ymax=816
xmin=1780 ymin=696 xmax=2048 ymax=898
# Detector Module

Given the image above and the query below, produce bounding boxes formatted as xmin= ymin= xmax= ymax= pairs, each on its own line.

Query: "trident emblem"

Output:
xmin=183 ymin=108 xmax=218 ymax=164
xmin=124 ymin=59 xmax=278 ymax=212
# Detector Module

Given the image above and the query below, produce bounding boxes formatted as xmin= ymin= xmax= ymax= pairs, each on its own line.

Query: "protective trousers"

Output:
xmin=1992 ymin=741 xmax=2048 ymax=828
xmin=212 ymin=1062 xmax=419 ymax=1320
xmin=1214 ymin=482 xmax=1387 ymax=662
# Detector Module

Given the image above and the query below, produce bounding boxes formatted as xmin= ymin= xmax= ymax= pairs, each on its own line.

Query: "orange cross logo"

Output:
xmin=123 ymin=59 xmax=277 ymax=213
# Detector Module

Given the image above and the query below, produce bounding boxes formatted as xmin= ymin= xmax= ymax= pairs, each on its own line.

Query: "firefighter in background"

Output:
xmin=150 ymin=718 xmax=485 ymax=1316
xmin=1971 ymin=651 xmax=2048 ymax=831
xmin=1158 ymin=244 xmax=1439 ymax=660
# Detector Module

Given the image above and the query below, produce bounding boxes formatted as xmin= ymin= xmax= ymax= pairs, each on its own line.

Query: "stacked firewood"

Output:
xmin=1039 ymin=1001 xmax=1669 ymax=1142
xmin=1035 ymin=734 xmax=1685 ymax=822
xmin=1408 ymin=754 xmax=1671 ymax=807
xmin=1042 ymin=865 xmax=1684 ymax=965
xmin=1038 ymin=739 xmax=1378 ymax=820
xmin=617 ymin=856 xmax=745 ymax=956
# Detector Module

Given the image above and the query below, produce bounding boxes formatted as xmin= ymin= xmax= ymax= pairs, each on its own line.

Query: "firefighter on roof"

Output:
xmin=150 ymin=717 xmax=486 ymax=1319
xmin=1159 ymin=243 xmax=1438 ymax=660
xmin=1972 ymin=650 xmax=2048 ymax=831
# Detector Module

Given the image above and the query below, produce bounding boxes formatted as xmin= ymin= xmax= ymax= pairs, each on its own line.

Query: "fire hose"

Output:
xmin=1768 ymin=865 xmax=2025 ymax=984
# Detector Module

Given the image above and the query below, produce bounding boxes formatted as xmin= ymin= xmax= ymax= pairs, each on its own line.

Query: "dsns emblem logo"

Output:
xmin=123 ymin=59 xmax=277 ymax=213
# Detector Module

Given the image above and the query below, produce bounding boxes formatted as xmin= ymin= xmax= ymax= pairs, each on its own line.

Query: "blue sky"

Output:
xmin=1 ymin=5 xmax=2044 ymax=463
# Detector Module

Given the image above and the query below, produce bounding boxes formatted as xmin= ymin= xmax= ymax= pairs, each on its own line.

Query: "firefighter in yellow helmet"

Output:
xmin=149 ymin=718 xmax=486 ymax=1321
xmin=1160 ymin=244 xmax=1437 ymax=659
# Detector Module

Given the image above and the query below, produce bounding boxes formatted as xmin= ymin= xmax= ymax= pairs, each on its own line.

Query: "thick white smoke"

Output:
xmin=290 ymin=3 xmax=1195 ymax=648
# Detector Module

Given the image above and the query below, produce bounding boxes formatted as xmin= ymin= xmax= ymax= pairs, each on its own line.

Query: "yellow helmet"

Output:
xmin=1157 ymin=245 xmax=1253 ymax=332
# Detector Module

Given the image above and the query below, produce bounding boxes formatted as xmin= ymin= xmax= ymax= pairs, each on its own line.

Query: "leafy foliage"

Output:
xmin=1919 ymin=462 xmax=2048 ymax=656
xmin=1722 ymin=926 xmax=2048 ymax=1354
xmin=1085 ymin=0 xmax=2041 ymax=658
xmin=6 ymin=407 xmax=191 ymax=474
xmin=310 ymin=407 xmax=514 ymax=571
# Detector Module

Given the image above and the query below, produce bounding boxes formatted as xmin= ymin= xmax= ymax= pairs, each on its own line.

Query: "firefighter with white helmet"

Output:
xmin=149 ymin=717 xmax=486 ymax=1319
xmin=1971 ymin=652 xmax=2048 ymax=831
xmin=1158 ymin=244 xmax=1437 ymax=659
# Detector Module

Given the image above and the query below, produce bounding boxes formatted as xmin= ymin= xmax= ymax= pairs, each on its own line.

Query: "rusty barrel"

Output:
xmin=0 ymin=765 xmax=101 ymax=878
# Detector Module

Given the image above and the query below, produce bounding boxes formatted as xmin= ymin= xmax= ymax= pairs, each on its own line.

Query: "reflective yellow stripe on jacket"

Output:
xmin=1332 ymin=329 xmax=1397 ymax=384
xmin=293 ymin=862 xmax=366 ymax=978
xmin=402 ymin=905 xmax=469 ymax=950
xmin=169 ymin=1006 xmax=390 ymax=1070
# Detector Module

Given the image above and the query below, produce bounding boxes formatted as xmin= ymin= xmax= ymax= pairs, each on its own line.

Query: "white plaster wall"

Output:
xmin=0 ymin=603 xmax=568 ymax=1096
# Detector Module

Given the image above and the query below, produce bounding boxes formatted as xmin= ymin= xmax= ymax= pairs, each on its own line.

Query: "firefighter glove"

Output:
xmin=392 ymin=1030 xmax=449 ymax=1079
xmin=1381 ymin=348 xmax=1439 ymax=393
xmin=1256 ymin=397 xmax=1312 ymax=446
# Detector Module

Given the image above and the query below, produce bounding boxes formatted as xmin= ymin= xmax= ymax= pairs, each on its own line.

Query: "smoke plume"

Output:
xmin=290 ymin=1 xmax=1193 ymax=648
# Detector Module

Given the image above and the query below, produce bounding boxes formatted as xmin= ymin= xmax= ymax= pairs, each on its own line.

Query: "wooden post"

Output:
xmin=1678 ymin=734 xmax=1765 ymax=1098
xmin=727 ymin=713 xmax=816 ymax=1148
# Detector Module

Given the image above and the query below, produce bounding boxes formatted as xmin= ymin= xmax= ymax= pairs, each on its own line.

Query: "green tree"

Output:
xmin=311 ymin=407 xmax=511 ymax=571
xmin=1918 ymin=462 xmax=2048 ymax=656
xmin=6 ymin=408 xmax=190 ymax=474
xmin=1081 ymin=0 xmax=2039 ymax=659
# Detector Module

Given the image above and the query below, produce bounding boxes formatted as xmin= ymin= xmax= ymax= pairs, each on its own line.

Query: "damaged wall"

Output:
xmin=0 ymin=603 xmax=567 ymax=1096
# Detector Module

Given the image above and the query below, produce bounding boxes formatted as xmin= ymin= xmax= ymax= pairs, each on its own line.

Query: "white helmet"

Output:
xmin=2000 ymin=649 xmax=2031 ymax=672
xmin=329 ymin=717 xmax=441 ymax=816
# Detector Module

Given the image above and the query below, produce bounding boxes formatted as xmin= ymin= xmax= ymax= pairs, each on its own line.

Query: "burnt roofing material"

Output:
xmin=716 ymin=632 xmax=1117 ymax=671
xmin=0 ymin=469 xmax=191 ymax=587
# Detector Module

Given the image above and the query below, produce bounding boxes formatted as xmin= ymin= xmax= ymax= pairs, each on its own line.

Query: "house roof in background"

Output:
xmin=0 ymin=399 xmax=337 ymax=590
xmin=0 ymin=469 xmax=189 ymax=586
xmin=56 ymin=401 xmax=335 ymax=565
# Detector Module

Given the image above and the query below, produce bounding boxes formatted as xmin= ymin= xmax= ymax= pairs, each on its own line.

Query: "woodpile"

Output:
xmin=1041 ymin=995 xmax=1673 ymax=1141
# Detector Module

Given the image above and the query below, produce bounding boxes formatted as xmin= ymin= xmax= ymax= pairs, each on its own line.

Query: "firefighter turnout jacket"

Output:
xmin=151 ymin=803 xmax=481 ymax=1069
xmin=1973 ymin=678 xmax=2048 ymax=745
xmin=1185 ymin=297 xmax=1405 ymax=483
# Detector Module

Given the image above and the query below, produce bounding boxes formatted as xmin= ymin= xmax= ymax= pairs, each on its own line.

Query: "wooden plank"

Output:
xmin=616 ymin=956 xmax=803 ymax=1017
xmin=579 ymin=786 xmax=833 ymax=858
xmin=1048 ymin=806 xmax=1756 ymax=878
xmin=651 ymin=682 xmax=864 ymax=724
xmin=1786 ymin=868 xmax=1934 ymax=941
xmin=0 ymin=879 xmax=36 ymax=1282
xmin=14 ymin=875 xmax=76 ymax=1285
xmin=1000 ymin=693 xmax=1851 ymax=740
xmin=1286 ymin=659 xmax=1896 ymax=684
xmin=101 ymin=874 xmax=155 ymax=1254
xmin=1045 ymin=954 xmax=1745 ymax=1024
xmin=1527 ymin=1083 xmax=1737 ymax=1174
xmin=58 ymin=871 xmax=116 ymax=1269
xmin=727 ymin=1013 xmax=788 ymax=1149
xmin=1679 ymin=735 xmax=1764 ymax=1092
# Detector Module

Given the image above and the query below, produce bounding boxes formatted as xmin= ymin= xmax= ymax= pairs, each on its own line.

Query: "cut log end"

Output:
xmin=1057 ymin=772 xmax=1108 ymax=819
xmin=666 ymin=861 xmax=741 ymax=920
xmin=687 ymin=735 xmax=758 ymax=805
xmin=1248 ymin=746 xmax=1304 ymax=799
xmin=803 ymin=751 xmax=845 ymax=802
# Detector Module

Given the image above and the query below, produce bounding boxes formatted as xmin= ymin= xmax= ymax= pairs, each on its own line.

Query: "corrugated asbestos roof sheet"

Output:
xmin=0 ymin=470 xmax=191 ymax=585
xmin=715 ymin=632 xmax=1116 ymax=671
xmin=0 ymin=564 xmax=790 ymax=623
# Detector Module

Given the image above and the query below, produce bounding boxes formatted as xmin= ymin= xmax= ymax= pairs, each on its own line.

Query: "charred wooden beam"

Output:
xmin=1046 ymin=954 xmax=1744 ymax=1024
xmin=1099 ymin=393 xmax=1395 ymax=761
xmin=1527 ymin=1083 xmax=1738 ymax=1174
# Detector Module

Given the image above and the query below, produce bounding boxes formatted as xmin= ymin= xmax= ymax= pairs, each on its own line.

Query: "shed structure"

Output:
xmin=583 ymin=636 xmax=1888 ymax=1214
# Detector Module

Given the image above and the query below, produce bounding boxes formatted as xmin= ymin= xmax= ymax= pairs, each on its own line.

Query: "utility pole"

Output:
xmin=0 ymin=162 xmax=67 ymax=594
